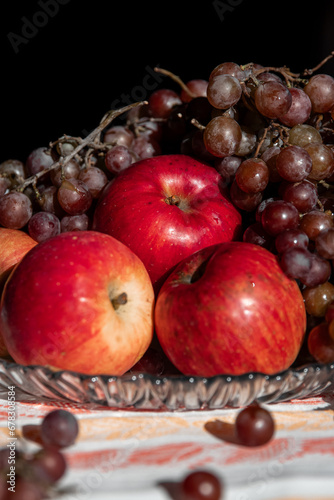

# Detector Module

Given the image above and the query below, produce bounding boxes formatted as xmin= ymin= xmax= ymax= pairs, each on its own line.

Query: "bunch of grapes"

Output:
xmin=1 ymin=53 xmax=334 ymax=363
xmin=0 ymin=409 xmax=78 ymax=499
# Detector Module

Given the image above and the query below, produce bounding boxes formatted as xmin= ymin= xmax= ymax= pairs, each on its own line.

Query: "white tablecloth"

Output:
xmin=1 ymin=387 xmax=334 ymax=499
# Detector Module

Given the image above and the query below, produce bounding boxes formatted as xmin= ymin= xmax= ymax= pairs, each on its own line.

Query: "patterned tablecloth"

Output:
xmin=0 ymin=387 xmax=334 ymax=500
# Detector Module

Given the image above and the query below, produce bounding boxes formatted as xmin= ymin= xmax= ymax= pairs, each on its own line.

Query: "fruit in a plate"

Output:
xmin=93 ymin=154 xmax=242 ymax=291
xmin=155 ymin=241 xmax=306 ymax=376
xmin=0 ymin=231 xmax=154 ymax=374
xmin=0 ymin=228 xmax=38 ymax=356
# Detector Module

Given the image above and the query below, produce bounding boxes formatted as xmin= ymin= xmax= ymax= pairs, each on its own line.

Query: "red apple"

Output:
xmin=0 ymin=228 xmax=37 ymax=292
xmin=155 ymin=242 xmax=306 ymax=376
xmin=0 ymin=231 xmax=155 ymax=375
xmin=93 ymin=154 xmax=242 ymax=292
xmin=0 ymin=228 xmax=38 ymax=357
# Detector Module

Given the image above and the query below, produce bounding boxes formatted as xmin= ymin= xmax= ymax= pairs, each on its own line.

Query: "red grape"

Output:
xmin=254 ymin=81 xmax=292 ymax=119
xmin=243 ymin=222 xmax=272 ymax=249
xmin=130 ymin=347 xmax=165 ymax=376
xmin=39 ymin=185 xmax=65 ymax=217
xmin=299 ymin=210 xmax=334 ymax=241
xmin=300 ymin=253 xmax=331 ymax=287
xmin=279 ymin=247 xmax=312 ymax=280
xmin=235 ymin=158 xmax=269 ymax=193
xmin=4 ymin=476 xmax=45 ymax=500
xmin=57 ymin=178 xmax=93 ymax=215
xmin=275 ymin=228 xmax=309 ymax=253
xmin=25 ymin=147 xmax=53 ymax=176
xmin=304 ymin=143 xmax=334 ymax=181
xmin=0 ymin=191 xmax=33 ymax=229
xmin=275 ymin=145 xmax=312 ymax=182
xmin=304 ymin=74 xmax=334 ymax=113
xmin=148 ymin=88 xmax=182 ymax=118
xmin=261 ymin=200 xmax=299 ymax=236
xmin=207 ymin=74 xmax=242 ymax=109
xmin=181 ymin=79 xmax=208 ymax=102
xmin=0 ymin=177 xmax=11 ymax=196
xmin=280 ymin=180 xmax=318 ymax=213
xmin=40 ymin=409 xmax=79 ymax=449
xmin=210 ymin=61 xmax=245 ymax=81
xmin=325 ymin=302 xmax=334 ymax=324
xmin=78 ymin=166 xmax=108 ymax=198
xmin=28 ymin=212 xmax=61 ymax=242
xmin=50 ymin=160 xmax=80 ymax=187
xmin=105 ymin=145 xmax=134 ymax=174
xmin=255 ymin=197 xmax=277 ymax=222
xmin=258 ymin=72 xmax=282 ymax=84
xmin=214 ymin=156 xmax=242 ymax=181
xmin=30 ymin=447 xmax=67 ymax=483
xmin=203 ymin=116 xmax=242 ymax=157
xmin=230 ymin=179 xmax=262 ymax=211
xmin=180 ymin=470 xmax=222 ymax=500
xmin=103 ymin=125 xmax=134 ymax=147
xmin=191 ymin=130 xmax=216 ymax=163
xmin=308 ymin=322 xmax=334 ymax=363
xmin=131 ymin=135 xmax=161 ymax=159
xmin=61 ymin=213 xmax=89 ymax=232
xmin=235 ymin=404 xmax=275 ymax=446
xmin=235 ymin=129 xmax=257 ymax=157
xmin=303 ymin=281 xmax=334 ymax=317
xmin=279 ymin=87 xmax=312 ymax=127
xmin=185 ymin=96 xmax=212 ymax=125
xmin=288 ymin=124 xmax=322 ymax=148
xmin=260 ymin=146 xmax=281 ymax=182
xmin=315 ymin=228 xmax=334 ymax=259
xmin=0 ymin=159 xmax=25 ymax=187
xmin=166 ymin=105 xmax=188 ymax=138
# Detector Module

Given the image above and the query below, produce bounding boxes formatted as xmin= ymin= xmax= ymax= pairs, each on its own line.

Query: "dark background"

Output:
xmin=1 ymin=0 xmax=334 ymax=163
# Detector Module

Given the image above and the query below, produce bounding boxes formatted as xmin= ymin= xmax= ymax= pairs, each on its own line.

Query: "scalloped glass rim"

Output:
xmin=0 ymin=357 xmax=333 ymax=411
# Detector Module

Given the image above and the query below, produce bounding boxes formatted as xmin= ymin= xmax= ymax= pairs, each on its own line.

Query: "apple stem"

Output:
xmin=111 ymin=292 xmax=128 ymax=310
xmin=165 ymin=195 xmax=181 ymax=207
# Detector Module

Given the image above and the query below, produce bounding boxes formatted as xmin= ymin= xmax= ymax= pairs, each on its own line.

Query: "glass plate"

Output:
xmin=0 ymin=358 xmax=334 ymax=410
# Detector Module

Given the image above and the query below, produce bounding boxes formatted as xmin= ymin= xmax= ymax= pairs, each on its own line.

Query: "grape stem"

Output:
xmin=154 ymin=67 xmax=197 ymax=99
xmin=15 ymin=101 xmax=148 ymax=193
xmin=242 ymin=50 xmax=334 ymax=86
xmin=253 ymin=121 xmax=290 ymax=158
xmin=303 ymin=51 xmax=334 ymax=76
xmin=253 ymin=127 xmax=269 ymax=158
xmin=190 ymin=118 xmax=206 ymax=131
xmin=251 ymin=66 xmax=304 ymax=87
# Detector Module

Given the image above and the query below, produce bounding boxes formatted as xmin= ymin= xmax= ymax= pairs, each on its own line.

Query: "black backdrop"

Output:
xmin=1 ymin=0 xmax=334 ymax=162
